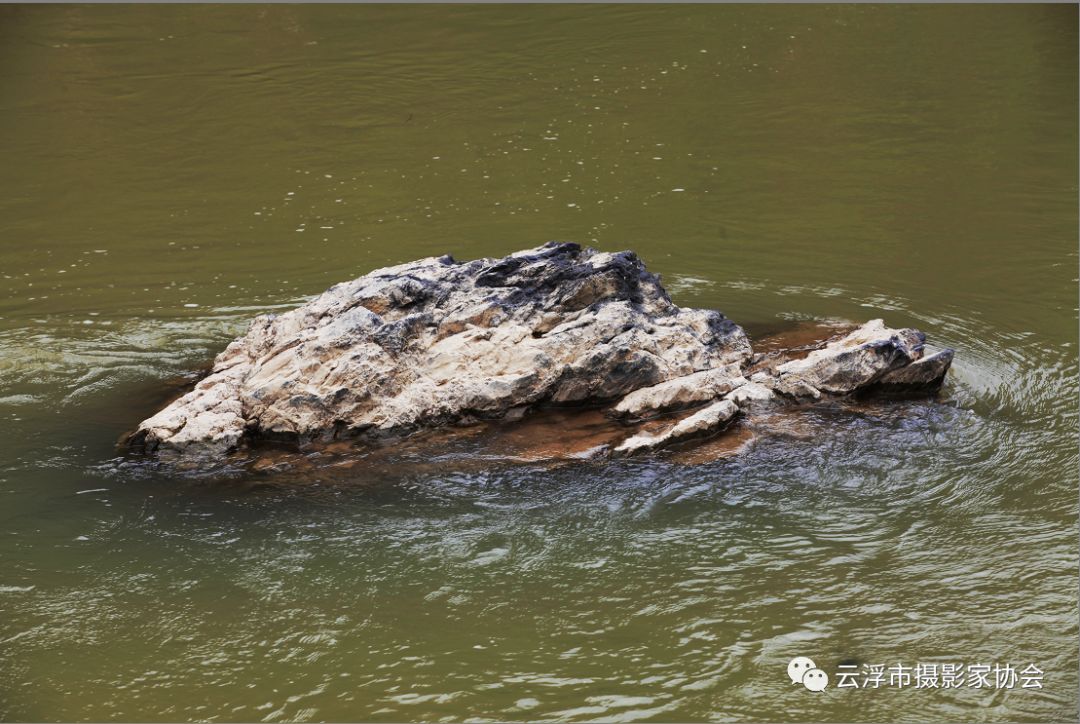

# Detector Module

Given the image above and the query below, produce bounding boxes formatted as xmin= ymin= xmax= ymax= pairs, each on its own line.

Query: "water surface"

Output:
xmin=0 ymin=5 xmax=1077 ymax=722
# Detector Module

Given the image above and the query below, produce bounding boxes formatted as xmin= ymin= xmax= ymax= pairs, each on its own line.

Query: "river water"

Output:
xmin=0 ymin=5 xmax=1076 ymax=722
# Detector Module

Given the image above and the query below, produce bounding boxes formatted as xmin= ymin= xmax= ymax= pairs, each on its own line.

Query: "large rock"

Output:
xmin=131 ymin=245 xmax=955 ymax=461
xmin=131 ymin=242 xmax=752 ymax=455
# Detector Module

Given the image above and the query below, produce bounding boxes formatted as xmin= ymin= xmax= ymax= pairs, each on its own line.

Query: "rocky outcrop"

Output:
xmin=130 ymin=243 xmax=954 ymax=461
xmin=131 ymin=242 xmax=751 ymax=455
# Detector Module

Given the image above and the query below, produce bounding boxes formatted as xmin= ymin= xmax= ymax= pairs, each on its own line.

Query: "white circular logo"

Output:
xmin=787 ymin=656 xmax=816 ymax=684
xmin=802 ymin=667 xmax=829 ymax=691
xmin=788 ymin=656 xmax=828 ymax=691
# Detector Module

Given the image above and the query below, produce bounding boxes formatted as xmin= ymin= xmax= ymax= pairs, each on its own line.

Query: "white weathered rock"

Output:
xmin=725 ymin=379 xmax=776 ymax=408
xmin=131 ymin=243 xmax=751 ymax=454
xmin=613 ymin=399 xmax=739 ymax=456
xmin=875 ymin=348 xmax=955 ymax=391
xmin=611 ymin=363 xmax=745 ymax=420
xmin=131 ymin=247 xmax=955 ymax=461
xmin=753 ymin=319 xmax=949 ymax=399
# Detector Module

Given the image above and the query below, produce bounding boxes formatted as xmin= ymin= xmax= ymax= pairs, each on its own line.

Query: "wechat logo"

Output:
xmin=788 ymin=656 xmax=829 ymax=691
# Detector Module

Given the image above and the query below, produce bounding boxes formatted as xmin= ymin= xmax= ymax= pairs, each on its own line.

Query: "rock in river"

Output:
xmin=131 ymin=242 xmax=751 ymax=454
xmin=129 ymin=242 xmax=954 ymax=460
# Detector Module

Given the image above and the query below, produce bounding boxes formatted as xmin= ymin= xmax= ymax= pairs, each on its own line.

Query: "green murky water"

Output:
xmin=1 ymin=5 xmax=1077 ymax=722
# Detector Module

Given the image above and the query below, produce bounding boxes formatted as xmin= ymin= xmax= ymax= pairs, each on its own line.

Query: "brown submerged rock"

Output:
xmin=129 ymin=243 xmax=954 ymax=461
